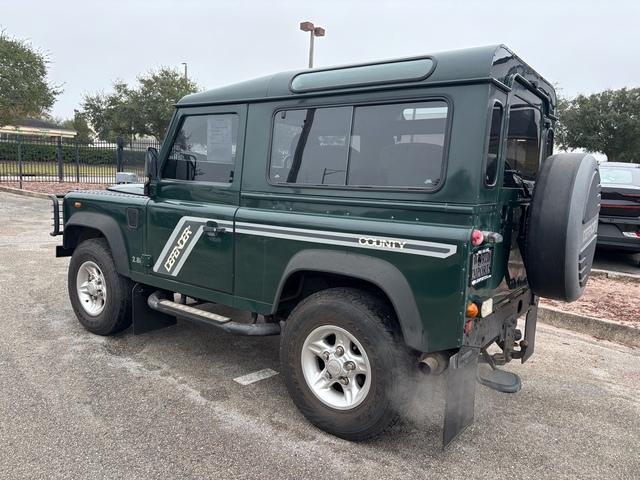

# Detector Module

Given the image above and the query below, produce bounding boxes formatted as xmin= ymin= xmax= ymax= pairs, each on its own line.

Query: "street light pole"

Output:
xmin=181 ymin=62 xmax=188 ymax=81
xmin=308 ymin=30 xmax=315 ymax=69
xmin=300 ymin=21 xmax=325 ymax=68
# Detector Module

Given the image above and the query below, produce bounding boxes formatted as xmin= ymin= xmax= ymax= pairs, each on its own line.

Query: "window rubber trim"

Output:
xmin=264 ymin=95 xmax=454 ymax=194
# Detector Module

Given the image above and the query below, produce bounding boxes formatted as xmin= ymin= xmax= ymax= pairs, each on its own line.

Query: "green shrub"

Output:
xmin=0 ymin=141 xmax=147 ymax=165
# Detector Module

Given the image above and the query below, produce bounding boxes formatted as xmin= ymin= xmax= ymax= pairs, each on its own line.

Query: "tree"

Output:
xmin=131 ymin=69 xmax=198 ymax=141
xmin=82 ymin=68 xmax=198 ymax=142
xmin=59 ymin=111 xmax=93 ymax=144
xmin=0 ymin=31 xmax=61 ymax=126
xmin=556 ymin=88 xmax=640 ymax=163
xmin=83 ymin=81 xmax=139 ymax=142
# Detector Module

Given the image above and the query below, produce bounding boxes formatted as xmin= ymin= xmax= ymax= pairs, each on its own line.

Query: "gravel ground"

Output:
xmin=1 ymin=192 xmax=639 ymax=480
xmin=2 ymin=182 xmax=107 ymax=195
xmin=541 ymin=275 xmax=640 ymax=326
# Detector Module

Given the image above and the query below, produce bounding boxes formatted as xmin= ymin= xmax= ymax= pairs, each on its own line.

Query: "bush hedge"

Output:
xmin=0 ymin=141 xmax=146 ymax=165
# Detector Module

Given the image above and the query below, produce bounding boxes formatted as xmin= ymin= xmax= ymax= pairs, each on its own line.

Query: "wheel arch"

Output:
xmin=63 ymin=212 xmax=130 ymax=276
xmin=272 ymin=249 xmax=424 ymax=351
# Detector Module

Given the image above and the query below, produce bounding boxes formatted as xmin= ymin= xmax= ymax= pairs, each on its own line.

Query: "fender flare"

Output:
xmin=273 ymin=249 xmax=424 ymax=351
xmin=63 ymin=212 xmax=130 ymax=276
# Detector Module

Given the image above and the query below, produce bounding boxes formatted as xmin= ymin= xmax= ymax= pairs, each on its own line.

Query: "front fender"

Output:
xmin=273 ymin=249 xmax=424 ymax=351
xmin=63 ymin=212 xmax=130 ymax=276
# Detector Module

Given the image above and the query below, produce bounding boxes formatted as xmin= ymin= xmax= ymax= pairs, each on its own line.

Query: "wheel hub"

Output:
xmin=326 ymin=359 xmax=342 ymax=378
xmin=76 ymin=260 xmax=107 ymax=316
xmin=301 ymin=325 xmax=372 ymax=410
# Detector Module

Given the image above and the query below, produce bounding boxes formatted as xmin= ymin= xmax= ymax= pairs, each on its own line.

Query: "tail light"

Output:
xmin=471 ymin=229 xmax=484 ymax=246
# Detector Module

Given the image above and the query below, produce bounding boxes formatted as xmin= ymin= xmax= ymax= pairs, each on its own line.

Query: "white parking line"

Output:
xmin=233 ymin=368 xmax=279 ymax=385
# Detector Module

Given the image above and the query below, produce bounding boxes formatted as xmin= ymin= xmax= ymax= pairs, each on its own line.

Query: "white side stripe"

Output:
xmin=154 ymin=217 xmax=458 ymax=277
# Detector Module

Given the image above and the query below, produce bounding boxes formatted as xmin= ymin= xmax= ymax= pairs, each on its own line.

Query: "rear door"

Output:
xmin=496 ymin=81 xmax=549 ymax=293
xmin=145 ymin=105 xmax=246 ymax=293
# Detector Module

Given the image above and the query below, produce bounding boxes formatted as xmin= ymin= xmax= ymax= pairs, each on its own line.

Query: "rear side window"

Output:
xmin=269 ymin=100 xmax=448 ymax=189
xmin=163 ymin=114 xmax=239 ymax=183
xmin=506 ymin=103 xmax=541 ymax=180
xmin=485 ymin=103 xmax=503 ymax=186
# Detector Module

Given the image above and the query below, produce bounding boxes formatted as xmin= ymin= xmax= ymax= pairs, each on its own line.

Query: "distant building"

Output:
xmin=0 ymin=118 xmax=76 ymax=139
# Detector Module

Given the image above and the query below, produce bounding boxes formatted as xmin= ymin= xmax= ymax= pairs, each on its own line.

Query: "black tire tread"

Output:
xmin=68 ymin=238 xmax=132 ymax=335
xmin=280 ymin=287 xmax=414 ymax=441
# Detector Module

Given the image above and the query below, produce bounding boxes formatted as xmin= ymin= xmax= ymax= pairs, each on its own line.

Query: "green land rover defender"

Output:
xmin=51 ymin=45 xmax=601 ymax=446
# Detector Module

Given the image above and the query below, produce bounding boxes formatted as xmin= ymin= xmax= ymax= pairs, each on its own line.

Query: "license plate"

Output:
xmin=471 ymin=248 xmax=492 ymax=285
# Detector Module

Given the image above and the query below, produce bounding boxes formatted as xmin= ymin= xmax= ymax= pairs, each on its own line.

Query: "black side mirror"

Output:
xmin=144 ymin=147 xmax=159 ymax=180
xmin=144 ymin=147 xmax=159 ymax=196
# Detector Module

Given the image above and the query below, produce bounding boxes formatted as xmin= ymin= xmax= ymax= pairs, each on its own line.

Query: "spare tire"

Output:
xmin=525 ymin=153 xmax=600 ymax=302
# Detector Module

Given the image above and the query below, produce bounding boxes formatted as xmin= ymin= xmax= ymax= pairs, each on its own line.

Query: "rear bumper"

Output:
xmin=463 ymin=288 xmax=536 ymax=363
xmin=597 ymin=221 xmax=640 ymax=253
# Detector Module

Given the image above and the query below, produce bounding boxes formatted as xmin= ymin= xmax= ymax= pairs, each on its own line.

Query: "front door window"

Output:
xmin=163 ymin=113 xmax=239 ymax=184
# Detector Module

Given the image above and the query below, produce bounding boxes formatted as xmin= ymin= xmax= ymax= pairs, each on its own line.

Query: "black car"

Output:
xmin=597 ymin=162 xmax=640 ymax=252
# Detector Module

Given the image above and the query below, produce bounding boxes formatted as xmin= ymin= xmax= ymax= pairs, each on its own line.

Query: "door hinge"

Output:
xmin=141 ymin=254 xmax=153 ymax=267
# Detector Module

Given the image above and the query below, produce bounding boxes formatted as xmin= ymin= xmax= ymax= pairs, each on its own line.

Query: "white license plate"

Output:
xmin=471 ymin=248 xmax=492 ymax=285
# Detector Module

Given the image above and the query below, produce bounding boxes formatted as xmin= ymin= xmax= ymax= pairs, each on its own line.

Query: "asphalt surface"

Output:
xmin=1 ymin=191 xmax=639 ymax=480
xmin=593 ymin=248 xmax=640 ymax=275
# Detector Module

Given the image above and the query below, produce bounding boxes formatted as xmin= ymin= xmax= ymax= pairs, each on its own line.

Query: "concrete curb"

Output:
xmin=591 ymin=268 xmax=640 ymax=282
xmin=538 ymin=306 xmax=639 ymax=348
xmin=0 ymin=185 xmax=51 ymax=200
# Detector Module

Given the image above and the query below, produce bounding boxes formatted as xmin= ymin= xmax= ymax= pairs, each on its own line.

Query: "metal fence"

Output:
xmin=0 ymin=135 xmax=160 ymax=186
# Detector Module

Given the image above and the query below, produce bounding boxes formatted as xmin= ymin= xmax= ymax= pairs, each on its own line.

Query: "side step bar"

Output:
xmin=147 ymin=291 xmax=281 ymax=336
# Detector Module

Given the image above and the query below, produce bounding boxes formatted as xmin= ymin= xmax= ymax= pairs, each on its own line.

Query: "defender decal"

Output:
xmin=152 ymin=216 xmax=233 ymax=277
xmin=164 ymin=225 xmax=193 ymax=272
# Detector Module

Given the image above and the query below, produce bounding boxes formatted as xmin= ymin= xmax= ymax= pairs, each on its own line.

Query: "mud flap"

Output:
xmin=442 ymin=346 xmax=480 ymax=448
xmin=132 ymin=283 xmax=176 ymax=334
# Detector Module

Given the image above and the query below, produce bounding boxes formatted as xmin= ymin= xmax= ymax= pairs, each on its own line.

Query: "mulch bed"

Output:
xmin=541 ymin=275 xmax=639 ymax=326
xmin=3 ymin=182 xmax=108 ymax=196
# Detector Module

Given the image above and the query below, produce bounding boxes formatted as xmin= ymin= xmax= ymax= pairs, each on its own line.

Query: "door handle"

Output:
xmin=203 ymin=221 xmax=226 ymax=238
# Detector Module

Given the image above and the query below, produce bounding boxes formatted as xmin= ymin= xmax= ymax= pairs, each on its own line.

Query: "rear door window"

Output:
xmin=506 ymin=103 xmax=542 ymax=180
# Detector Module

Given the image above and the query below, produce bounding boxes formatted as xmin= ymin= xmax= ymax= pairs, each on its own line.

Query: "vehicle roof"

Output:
xmin=600 ymin=162 xmax=639 ymax=168
xmin=178 ymin=44 xmax=556 ymax=108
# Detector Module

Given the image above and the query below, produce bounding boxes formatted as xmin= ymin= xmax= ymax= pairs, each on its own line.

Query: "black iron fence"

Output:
xmin=0 ymin=135 xmax=160 ymax=186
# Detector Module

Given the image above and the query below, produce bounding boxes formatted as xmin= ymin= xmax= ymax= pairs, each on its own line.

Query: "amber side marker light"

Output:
xmin=74 ymin=202 xmax=82 ymax=208
xmin=466 ymin=302 xmax=479 ymax=318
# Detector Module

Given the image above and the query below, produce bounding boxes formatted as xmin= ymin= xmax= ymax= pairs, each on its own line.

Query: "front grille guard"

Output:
xmin=49 ymin=194 xmax=64 ymax=236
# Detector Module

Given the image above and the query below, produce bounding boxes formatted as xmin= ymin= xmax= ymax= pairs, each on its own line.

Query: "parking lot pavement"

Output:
xmin=1 ymin=191 xmax=639 ymax=480
xmin=593 ymin=248 xmax=640 ymax=274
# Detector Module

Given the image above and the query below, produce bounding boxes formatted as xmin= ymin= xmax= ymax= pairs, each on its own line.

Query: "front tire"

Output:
xmin=280 ymin=288 xmax=415 ymax=441
xmin=68 ymin=238 xmax=132 ymax=335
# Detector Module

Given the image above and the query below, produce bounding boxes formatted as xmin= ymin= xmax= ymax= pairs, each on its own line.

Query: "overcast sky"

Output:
xmin=3 ymin=0 xmax=640 ymax=119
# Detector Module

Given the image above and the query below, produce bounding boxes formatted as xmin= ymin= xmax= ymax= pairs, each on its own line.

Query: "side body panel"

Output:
xmin=62 ymin=190 xmax=150 ymax=277
xmin=235 ymin=85 xmax=490 ymax=353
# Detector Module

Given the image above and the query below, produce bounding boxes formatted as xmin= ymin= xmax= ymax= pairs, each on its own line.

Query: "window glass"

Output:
xmin=291 ymin=58 xmax=434 ymax=92
xmin=485 ymin=103 xmax=503 ymax=186
xmin=270 ymin=107 xmax=351 ymax=185
xmin=348 ymin=101 xmax=447 ymax=188
xmin=599 ymin=166 xmax=638 ymax=186
xmin=269 ymin=100 xmax=448 ymax=189
xmin=163 ymin=114 xmax=238 ymax=183
xmin=506 ymin=102 xmax=541 ymax=180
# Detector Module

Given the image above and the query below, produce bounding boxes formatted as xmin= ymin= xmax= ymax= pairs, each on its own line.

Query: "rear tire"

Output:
xmin=279 ymin=288 xmax=415 ymax=441
xmin=68 ymin=238 xmax=132 ymax=335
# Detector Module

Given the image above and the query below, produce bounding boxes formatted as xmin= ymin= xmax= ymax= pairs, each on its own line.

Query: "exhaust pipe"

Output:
xmin=419 ymin=352 xmax=449 ymax=375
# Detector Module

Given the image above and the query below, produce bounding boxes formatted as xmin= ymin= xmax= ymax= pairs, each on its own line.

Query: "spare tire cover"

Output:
xmin=525 ymin=153 xmax=600 ymax=302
